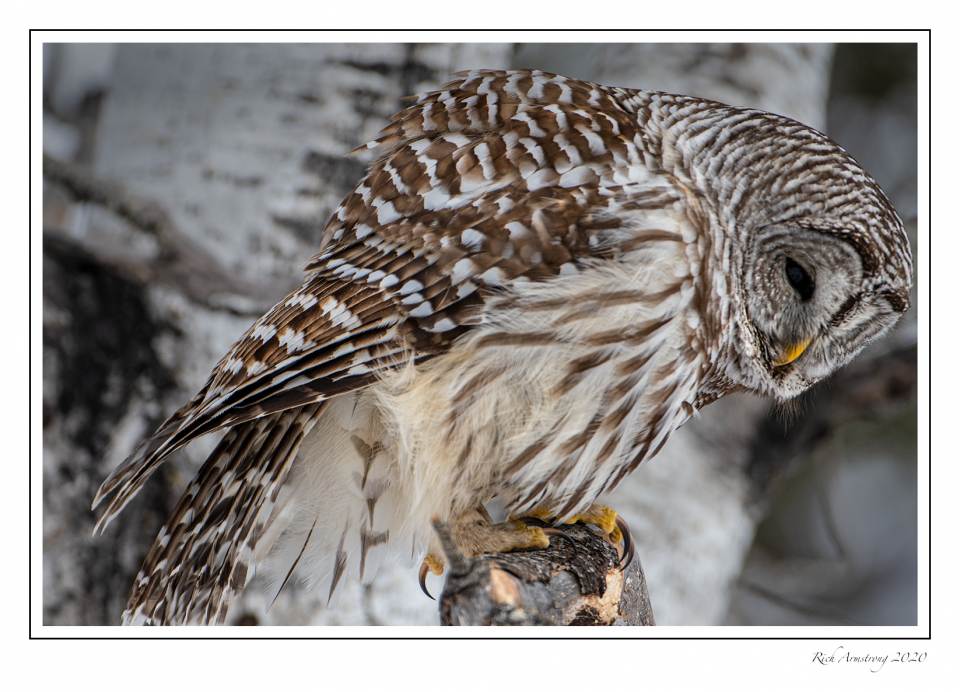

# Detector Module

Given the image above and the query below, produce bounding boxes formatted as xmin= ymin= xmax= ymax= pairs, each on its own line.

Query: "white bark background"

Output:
xmin=42 ymin=42 xmax=918 ymax=626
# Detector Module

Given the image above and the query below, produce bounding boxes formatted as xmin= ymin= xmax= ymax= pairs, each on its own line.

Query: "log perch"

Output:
xmin=434 ymin=520 xmax=655 ymax=626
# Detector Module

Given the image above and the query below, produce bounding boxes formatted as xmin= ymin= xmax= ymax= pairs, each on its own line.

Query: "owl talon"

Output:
xmin=418 ymin=562 xmax=434 ymax=600
xmin=615 ymin=514 xmax=635 ymax=570
xmin=418 ymin=553 xmax=444 ymax=600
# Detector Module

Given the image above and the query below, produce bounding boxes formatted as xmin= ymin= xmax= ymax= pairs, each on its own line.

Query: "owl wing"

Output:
xmin=93 ymin=69 xmax=685 ymax=533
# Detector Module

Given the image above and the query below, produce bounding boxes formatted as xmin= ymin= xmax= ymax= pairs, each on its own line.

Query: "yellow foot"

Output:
xmin=526 ymin=504 xmax=634 ymax=569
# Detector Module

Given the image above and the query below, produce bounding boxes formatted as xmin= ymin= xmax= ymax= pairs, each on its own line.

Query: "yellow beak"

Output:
xmin=772 ymin=338 xmax=812 ymax=367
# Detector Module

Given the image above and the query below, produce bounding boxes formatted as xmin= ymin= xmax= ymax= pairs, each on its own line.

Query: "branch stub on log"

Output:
xmin=435 ymin=520 xmax=655 ymax=626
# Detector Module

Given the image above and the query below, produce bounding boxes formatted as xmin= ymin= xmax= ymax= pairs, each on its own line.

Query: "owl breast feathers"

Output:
xmin=92 ymin=69 xmax=912 ymax=624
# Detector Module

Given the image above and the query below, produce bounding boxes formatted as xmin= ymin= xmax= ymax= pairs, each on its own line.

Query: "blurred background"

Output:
xmin=41 ymin=42 xmax=918 ymax=626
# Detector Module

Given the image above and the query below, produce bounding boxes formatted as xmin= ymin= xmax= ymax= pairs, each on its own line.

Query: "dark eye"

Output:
xmin=784 ymin=257 xmax=815 ymax=301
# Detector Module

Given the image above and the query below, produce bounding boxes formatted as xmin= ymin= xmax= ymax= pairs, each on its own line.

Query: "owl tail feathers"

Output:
xmin=121 ymin=404 xmax=324 ymax=626
xmin=91 ymin=375 xmax=221 ymax=534
xmin=91 ymin=413 xmax=190 ymax=536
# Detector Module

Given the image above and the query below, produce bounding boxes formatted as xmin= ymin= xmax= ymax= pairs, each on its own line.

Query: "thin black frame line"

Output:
xmin=29 ymin=28 xmax=931 ymax=33
xmin=30 ymin=636 xmax=936 ymax=641
xmin=925 ymin=31 xmax=932 ymax=640
xmin=28 ymin=28 xmax=933 ymax=640
xmin=28 ymin=26 xmax=32 ymax=641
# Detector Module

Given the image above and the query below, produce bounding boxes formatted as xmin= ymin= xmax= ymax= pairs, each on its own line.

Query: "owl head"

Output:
xmin=738 ymin=212 xmax=912 ymax=401
xmin=683 ymin=106 xmax=915 ymax=402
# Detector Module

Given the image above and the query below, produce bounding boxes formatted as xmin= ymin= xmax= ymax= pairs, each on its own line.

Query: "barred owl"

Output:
xmin=93 ymin=69 xmax=912 ymax=625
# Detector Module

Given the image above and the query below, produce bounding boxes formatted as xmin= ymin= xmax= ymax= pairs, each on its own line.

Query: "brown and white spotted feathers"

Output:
xmin=93 ymin=69 xmax=912 ymax=624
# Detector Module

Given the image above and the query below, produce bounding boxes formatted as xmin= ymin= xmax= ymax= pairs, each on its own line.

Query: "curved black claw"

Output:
xmin=418 ymin=561 xmax=436 ymax=600
xmin=616 ymin=514 xmax=635 ymax=570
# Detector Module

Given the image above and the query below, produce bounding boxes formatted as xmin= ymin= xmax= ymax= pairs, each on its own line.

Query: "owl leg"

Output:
xmin=418 ymin=508 xmax=551 ymax=599
xmin=524 ymin=504 xmax=634 ymax=569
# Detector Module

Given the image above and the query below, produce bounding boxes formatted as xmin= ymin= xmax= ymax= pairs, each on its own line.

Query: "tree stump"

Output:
xmin=435 ymin=521 xmax=655 ymax=626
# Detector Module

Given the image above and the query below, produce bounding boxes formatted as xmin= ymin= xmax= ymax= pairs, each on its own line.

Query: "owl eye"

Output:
xmin=784 ymin=257 xmax=815 ymax=301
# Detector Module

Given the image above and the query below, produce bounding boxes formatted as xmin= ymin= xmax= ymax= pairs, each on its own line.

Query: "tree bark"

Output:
xmin=435 ymin=522 xmax=654 ymax=626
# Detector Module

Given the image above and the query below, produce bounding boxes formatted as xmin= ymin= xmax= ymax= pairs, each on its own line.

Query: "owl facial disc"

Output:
xmin=737 ymin=219 xmax=910 ymax=402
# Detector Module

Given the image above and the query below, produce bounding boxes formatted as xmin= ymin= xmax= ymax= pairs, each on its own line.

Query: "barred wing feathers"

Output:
xmin=94 ymin=69 xmax=671 ymax=527
xmin=91 ymin=274 xmax=410 ymax=534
